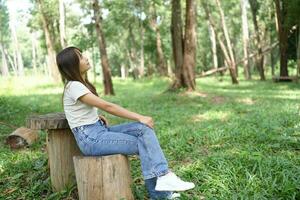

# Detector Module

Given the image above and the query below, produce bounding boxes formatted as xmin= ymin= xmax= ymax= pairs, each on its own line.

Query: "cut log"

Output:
xmin=26 ymin=112 xmax=82 ymax=192
xmin=73 ymin=154 xmax=134 ymax=200
xmin=6 ymin=127 xmax=38 ymax=149
xmin=47 ymin=129 xmax=82 ymax=191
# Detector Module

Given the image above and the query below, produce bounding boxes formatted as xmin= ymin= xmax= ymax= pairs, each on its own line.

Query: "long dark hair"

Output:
xmin=56 ymin=47 xmax=98 ymax=103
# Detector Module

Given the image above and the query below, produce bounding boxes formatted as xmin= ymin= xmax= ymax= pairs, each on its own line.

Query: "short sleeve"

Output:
xmin=67 ymin=81 xmax=91 ymax=101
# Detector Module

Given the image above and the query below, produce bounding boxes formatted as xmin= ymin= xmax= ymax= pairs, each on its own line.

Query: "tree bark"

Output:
xmin=31 ymin=32 xmax=37 ymax=75
xmin=241 ymin=0 xmax=251 ymax=79
xmin=249 ymin=0 xmax=265 ymax=80
xmin=139 ymin=1 xmax=144 ymax=78
xmin=202 ymin=1 xmax=238 ymax=84
xmin=207 ymin=20 xmax=218 ymax=70
xmin=5 ymin=49 xmax=17 ymax=75
xmin=149 ymin=4 xmax=168 ymax=76
xmin=215 ymin=0 xmax=237 ymax=77
xmin=139 ymin=23 xmax=144 ymax=77
xmin=59 ymin=0 xmax=67 ymax=48
xmin=170 ymin=0 xmax=185 ymax=89
xmin=274 ymin=0 xmax=289 ymax=77
xmin=0 ymin=43 xmax=9 ymax=76
xmin=297 ymin=27 xmax=300 ymax=76
xmin=92 ymin=0 xmax=115 ymax=95
xmin=182 ymin=0 xmax=197 ymax=91
xmin=9 ymin=9 xmax=24 ymax=76
xmin=37 ymin=0 xmax=60 ymax=82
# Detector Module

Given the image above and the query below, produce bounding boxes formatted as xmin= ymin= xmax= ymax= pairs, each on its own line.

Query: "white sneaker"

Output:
xmin=155 ymin=172 xmax=195 ymax=192
xmin=168 ymin=192 xmax=181 ymax=199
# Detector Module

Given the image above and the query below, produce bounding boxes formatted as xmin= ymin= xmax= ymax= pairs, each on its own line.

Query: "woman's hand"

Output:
xmin=99 ymin=115 xmax=109 ymax=126
xmin=138 ymin=116 xmax=154 ymax=129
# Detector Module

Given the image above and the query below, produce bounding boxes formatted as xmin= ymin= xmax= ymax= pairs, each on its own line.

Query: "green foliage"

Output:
xmin=1 ymin=75 xmax=300 ymax=199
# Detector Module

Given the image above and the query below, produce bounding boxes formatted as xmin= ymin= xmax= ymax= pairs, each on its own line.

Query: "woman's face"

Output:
xmin=76 ymin=50 xmax=91 ymax=74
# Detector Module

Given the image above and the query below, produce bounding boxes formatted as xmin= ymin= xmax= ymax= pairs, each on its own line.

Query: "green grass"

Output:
xmin=1 ymin=75 xmax=300 ymax=199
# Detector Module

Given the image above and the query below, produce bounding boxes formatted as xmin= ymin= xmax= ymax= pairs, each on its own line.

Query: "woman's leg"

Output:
xmin=107 ymin=122 xmax=172 ymax=199
xmin=106 ymin=121 xmax=169 ymax=179
xmin=75 ymin=120 xmax=169 ymax=179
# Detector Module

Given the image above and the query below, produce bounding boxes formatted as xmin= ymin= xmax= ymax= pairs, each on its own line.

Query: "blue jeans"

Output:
xmin=71 ymin=119 xmax=172 ymax=199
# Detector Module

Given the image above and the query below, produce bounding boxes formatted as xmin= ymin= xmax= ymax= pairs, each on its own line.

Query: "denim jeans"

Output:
xmin=71 ymin=119 xmax=172 ymax=199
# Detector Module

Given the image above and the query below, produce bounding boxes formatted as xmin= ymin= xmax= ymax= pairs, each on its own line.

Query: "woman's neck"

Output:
xmin=81 ymin=73 xmax=86 ymax=81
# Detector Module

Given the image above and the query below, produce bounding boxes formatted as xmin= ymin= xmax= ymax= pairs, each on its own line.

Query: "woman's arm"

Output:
xmin=79 ymin=92 xmax=154 ymax=128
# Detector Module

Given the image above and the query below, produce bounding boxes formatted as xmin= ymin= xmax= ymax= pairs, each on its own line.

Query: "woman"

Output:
xmin=56 ymin=46 xmax=195 ymax=199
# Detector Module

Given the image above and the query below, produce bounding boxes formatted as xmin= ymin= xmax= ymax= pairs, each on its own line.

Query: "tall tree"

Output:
xmin=249 ymin=0 xmax=265 ymax=80
xmin=274 ymin=0 xmax=288 ymax=76
xmin=274 ymin=0 xmax=300 ymax=77
xmin=138 ymin=0 xmax=145 ymax=78
xmin=202 ymin=1 xmax=239 ymax=84
xmin=170 ymin=0 xmax=197 ymax=91
xmin=92 ymin=0 xmax=115 ymax=95
xmin=149 ymin=3 xmax=168 ymax=76
xmin=9 ymin=6 xmax=24 ymax=76
xmin=37 ymin=0 xmax=61 ymax=82
xmin=216 ymin=0 xmax=237 ymax=77
xmin=170 ymin=0 xmax=184 ymax=89
xmin=182 ymin=0 xmax=197 ymax=90
xmin=31 ymin=31 xmax=38 ymax=74
xmin=241 ymin=0 xmax=251 ymax=79
xmin=207 ymin=19 xmax=218 ymax=70
xmin=59 ymin=0 xmax=67 ymax=48
xmin=297 ymin=27 xmax=300 ymax=76
xmin=0 ymin=0 xmax=9 ymax=76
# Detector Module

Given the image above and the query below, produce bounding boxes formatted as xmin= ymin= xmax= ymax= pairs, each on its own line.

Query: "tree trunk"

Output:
xmin=297 ymin=27 xmax=300 ymax=76
xmin=207 ymin=20 xmax=218 ymax=70
xmin=202 ymin=1 xmax=238 ymax=84
xmin=31 ymin=32 xmax=37 ymax=75
xmin=59 ymin=0 xmax=67 ymax=48
xmin=37 ymin=0 xmax=60 ymax=82
xmin=182 ymin=0 xmax=197 ymax=91
xmin=9 ymin=10 xmax=24 ymax=76
xmin=5 ymin=49 xmax=17 ymax=75
xmin=139 ymin=24 xmax=144 ymax=78
xmin=170 ymin=0 xmax=185 ymax=89
xmin=249 ymin=0 xmax=265 ymax=80
xmin=274 ymin=0 xmax=288 ymax=77
xmin=120 ymin=64 xmax=127 ymax=79
xmin=92 ymin=0 xmax=115 ymax=95
xmin=216 ymin=0 xmax=237 ymax=77
xmin=241 ymin=0 xmax=251 ymax=79
xmin=149 ymin=4 xmax=168 ymax=76
xmin=0 ymin=43 xmax=9 ymax=76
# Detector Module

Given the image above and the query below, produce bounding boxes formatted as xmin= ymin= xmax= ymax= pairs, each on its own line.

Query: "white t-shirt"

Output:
xmin=63 ymin=81 xmax=99 ymax=129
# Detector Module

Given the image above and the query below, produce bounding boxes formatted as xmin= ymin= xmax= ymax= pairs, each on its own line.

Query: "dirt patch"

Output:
xmin=179 ymin=90 xmax=208 ymax=98
xmin=236 ymin=97 xmax=255 ymax=105
xmin=211 ymin=96 xmax=226 ymax=104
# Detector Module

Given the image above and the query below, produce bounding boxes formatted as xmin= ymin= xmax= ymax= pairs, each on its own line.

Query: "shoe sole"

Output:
xmin=155 ymin=184 xmax=195 ymax=192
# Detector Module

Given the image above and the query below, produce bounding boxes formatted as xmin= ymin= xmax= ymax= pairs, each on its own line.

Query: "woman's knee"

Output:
xmin=138 ymin=122 xmax=155 ymax=135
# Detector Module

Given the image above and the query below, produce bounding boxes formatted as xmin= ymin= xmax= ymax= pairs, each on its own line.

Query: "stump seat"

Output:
xmin=73 ymin=155 xmax=134 ymax=200
xmin=26 ymin=112 xmax=82 ymax=191
xmin=26 ymin=112 xmax=134 ymax=199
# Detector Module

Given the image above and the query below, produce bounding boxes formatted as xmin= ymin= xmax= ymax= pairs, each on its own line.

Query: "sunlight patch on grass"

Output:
xmin=192 ymin=111 xmax=231 ymax=123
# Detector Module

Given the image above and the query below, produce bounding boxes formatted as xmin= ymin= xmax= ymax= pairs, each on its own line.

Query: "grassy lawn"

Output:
xmin=0 ymin=75 xmax=300 ymax=199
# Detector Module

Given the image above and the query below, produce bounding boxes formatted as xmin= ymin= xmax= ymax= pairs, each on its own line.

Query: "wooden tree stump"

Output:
xmin=26 ymin=112 xmax=82 ymax=192
xmin=73 ymin=154 xmax=134 ymax=200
